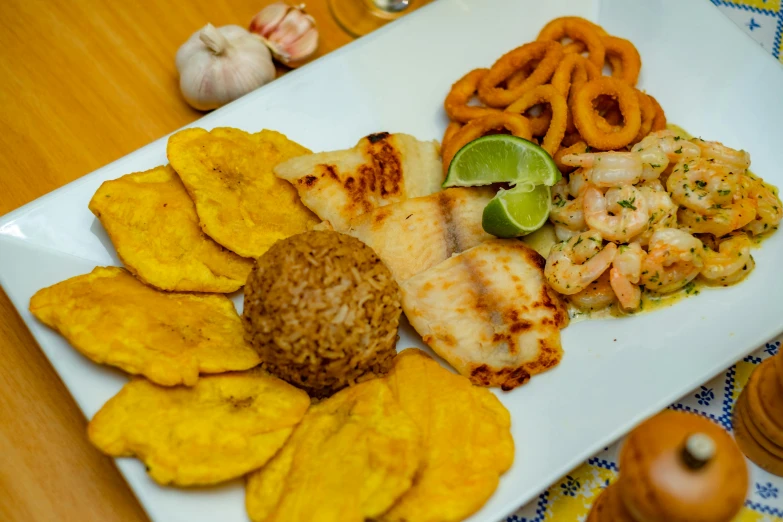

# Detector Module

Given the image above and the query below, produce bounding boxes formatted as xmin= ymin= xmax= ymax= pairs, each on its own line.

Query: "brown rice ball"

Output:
xmin=242 ymin=230 xmax=401 ymax=398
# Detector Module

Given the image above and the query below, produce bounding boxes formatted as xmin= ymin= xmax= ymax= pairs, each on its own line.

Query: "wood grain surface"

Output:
xmin=0 ymin=1 xmax=357 ymax=520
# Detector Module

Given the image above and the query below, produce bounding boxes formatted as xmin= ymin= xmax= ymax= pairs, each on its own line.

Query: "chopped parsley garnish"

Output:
xmin=617 ymin=197 xmax=637 ymax=210
xmin=718 ymin=189 xmax=731 ymax=196
xmin=675 ymin=147 xmax=683 ymax=154
xmin=683 ymin=163 xmax=689 ymax=172
xmin=695 ymin=180 xmax=707 ymax=188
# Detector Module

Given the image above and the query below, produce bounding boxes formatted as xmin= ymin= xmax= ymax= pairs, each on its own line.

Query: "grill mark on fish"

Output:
xmin=366 ymin=132 xmax=390 ymax=144
xmin=461 ymin=242 xmax=564 ymax=389
xmin=436 ymin=191 xmax=461 ymax=257
xmin=365 ymin=135 xmax=402 ymax=197
xmin=461 ymin=249 xmax=515 ymax=353
xmin=322 ymin=165 xmax=340 ymax=181
xmin=300 ymin=175 xmax=318 ymax=187
xmin=337 ymin=135 xmax=404 ymax=216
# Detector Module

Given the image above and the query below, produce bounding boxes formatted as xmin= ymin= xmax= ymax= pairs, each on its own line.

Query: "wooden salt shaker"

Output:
xmin=733 ymin=352 xmax=783 ymax=476
xmin=587 ymin=410 xmax=748 ymax=522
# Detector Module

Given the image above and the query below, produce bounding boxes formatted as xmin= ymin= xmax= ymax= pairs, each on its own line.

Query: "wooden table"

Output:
xmin=0 ymin=1 xmax=356 ymax=520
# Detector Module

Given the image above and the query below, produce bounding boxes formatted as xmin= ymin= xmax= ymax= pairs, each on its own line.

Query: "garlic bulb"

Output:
xmin=249 ymin=2 xmax=319 ymax=68
xmin=176 ymin=24 xmax=276 ymax=111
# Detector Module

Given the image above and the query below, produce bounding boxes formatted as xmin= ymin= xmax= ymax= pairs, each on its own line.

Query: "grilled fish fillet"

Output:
xmin=401 ymin=240 xmax=569 ymax=391
xmin=345 ymin=187 xmax=495 ymax=282
xmin=274 ymin=132 xmax=442 ymax=231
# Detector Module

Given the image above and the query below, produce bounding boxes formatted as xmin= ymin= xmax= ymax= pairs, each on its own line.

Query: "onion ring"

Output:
xmin=572 ymin=77 xmax=641 ymax=150
xmin=444 ymin=69 xmax=501 ymax=123
xmin=633 ymin=90 xmax=655 ymax=143
xmin=441 ymin=113 xmax=533 ymax=174
xmin=529 ymin=107 xmax=553 ymax=136
xmin=551 ymin=54 xmax=601 ymax=97
xmin=563 ymin=41 xmax=586 ymax=54
xmin=506 ymin=59 xmax=539 ymax=89
xmin=506 ymin=60 xmax=552 ymax=134
xmin=608 ymin=54 xmax=624 ymax=78
xmin=442 ymin=120 xmax=463 ymax=152
xmin=537 ymin=17 xmax=606 ymax=69
xmin=551 ymin=54 xmax=601 ymax=133
xmin=505 ymin=85 xmax=567 ymax=155
xmin=603 ymin=36 xmax=641 ymax=86
xmin=554 ymin=140 xmax=590 ymax=174
xmin=600 ymin=101 xmax=623 ymax=127
xmin=562 ymin=20 xmax=607 ymax=55
xmin=561 ymin=132 xmax=584 ymax=148
xmin=649 ymin=95 xmax=667 ymax=131
xmin=591 ymin=89 xmax=653 ymax=144
xmin=477 ymin=41 xmax=563 ymax=108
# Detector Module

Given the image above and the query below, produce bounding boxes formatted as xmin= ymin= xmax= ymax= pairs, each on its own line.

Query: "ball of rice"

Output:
xmin=242 ymin=230 xmax=401 ymax=398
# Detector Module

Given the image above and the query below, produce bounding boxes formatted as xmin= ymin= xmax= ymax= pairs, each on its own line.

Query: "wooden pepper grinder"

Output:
xmin=587 ymin=410 xmax=748 ymax=522
xmin=733 ymin=351 xmax=783 ymax=476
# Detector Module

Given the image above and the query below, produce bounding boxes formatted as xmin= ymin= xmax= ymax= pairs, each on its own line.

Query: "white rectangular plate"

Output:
xmin=2 ymin=0 xmax=782 ymax=520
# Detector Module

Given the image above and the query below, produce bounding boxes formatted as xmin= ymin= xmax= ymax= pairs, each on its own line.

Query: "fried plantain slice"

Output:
xmin=167 ymin=127 xmax=319 ymax=258
xmin=30 ymin=266 xmax=260 ymax=386
xmin=381 ymin=349 xmax=515 ymax=522
xmin=88 ymin=371 xmax=310 ymax=486
xmin=245 ymin=378 xmax=422 ymax=522
xmin=89 ymin=165 xmax=252 ymax=293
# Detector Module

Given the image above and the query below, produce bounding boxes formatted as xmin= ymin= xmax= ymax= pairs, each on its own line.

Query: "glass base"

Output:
xmin=329 ymin=0 xmax=407 ymax=37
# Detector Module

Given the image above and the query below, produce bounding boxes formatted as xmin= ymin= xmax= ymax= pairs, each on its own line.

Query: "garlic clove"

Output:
xmin=269 ymin=9 xmax=315 ymax=48
xmin=249 ymin=2 xmax=289 ymax=38
xmin=284 ymin=27 xmax=319 ymax=66
xmin=248 ymin=3 xmax=319 ymax=68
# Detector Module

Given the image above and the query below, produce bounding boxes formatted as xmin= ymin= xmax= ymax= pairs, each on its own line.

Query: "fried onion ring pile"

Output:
xmin=441 ymin=16 xmax=668 ymax=172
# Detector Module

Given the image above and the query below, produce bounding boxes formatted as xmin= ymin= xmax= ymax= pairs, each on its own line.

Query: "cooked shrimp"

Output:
xmin=631 ymin=135 xmax=670 ymax=181
xmin=551 ymin=179 xmax=586 ymax=230
xmin=632 ymin=181 xmax=678 ymax=246
xmin=568 ymin=269 xmax=616 ymax=311
xmin=560 ymin=152 xmax=643 ymax=188
xmin=692 ymin=138 xmax=750 ymax=172
xmin=700 ymin=232 xmax=754 ymax=285
xmin=743 ymin=177 xmax=782 ymax=236
xmin=568 ymin=169 xmax=589 ymax=198
xmin=666 ymin=158 xmax=741 ymax=214
xmin=640 ymin=228 xmax=703 ymax=293
xmin=545 ymin=230 xmax=618 ymax=295
xmin=645 ymin=130 xmax=701 ymax=161
xmin=610 ymin=242 xmax=644 ymax=311
xmin=554 ymin=224 xmax=587 ymax=242
xmin=583 ymin=185 xmax=649 ymax=243
xmin=678 ymin=197 xmax=757 ymax=237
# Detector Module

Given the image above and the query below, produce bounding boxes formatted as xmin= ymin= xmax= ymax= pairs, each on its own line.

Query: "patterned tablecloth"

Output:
xmin=509 ymin=2 xmax=783 ymax=520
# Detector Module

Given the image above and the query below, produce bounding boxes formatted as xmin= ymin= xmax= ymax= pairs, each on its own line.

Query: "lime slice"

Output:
xmin=443 ymin=135 xmax=560 ymax=190
xmin=482 ymin=184 xmax=552 ymax=238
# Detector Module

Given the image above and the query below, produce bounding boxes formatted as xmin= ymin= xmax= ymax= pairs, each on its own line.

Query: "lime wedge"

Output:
xmin=443 ymin=135 xmax=560 ymax=190
xmin=482 ymin=184 xmax=552 ymax=238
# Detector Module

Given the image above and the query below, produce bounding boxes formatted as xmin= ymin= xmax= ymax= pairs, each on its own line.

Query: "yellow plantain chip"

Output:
xmin=245 ymin=378 xmax=422 ymax=522
xmin=89 ymin=165 xmax=252 ymax=293
xmin=88 ymin=371 xmax=310 ymax=486
xmin=381 ymin=349 xmax=515 ymax=522
xmin=29 ymin=266 xmax=260 ymax=387
xmin=167 ymin=127 xmax=319 ymax=258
